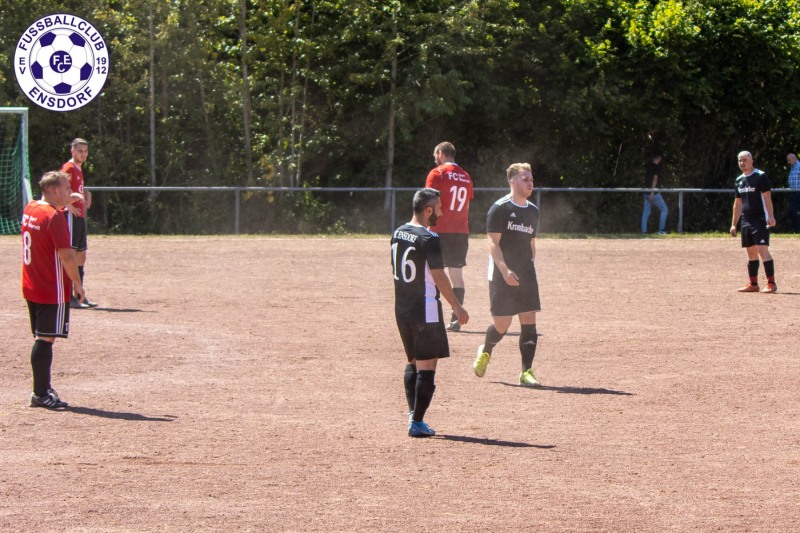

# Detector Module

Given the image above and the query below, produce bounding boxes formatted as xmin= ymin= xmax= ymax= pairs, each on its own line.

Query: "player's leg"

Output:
xmin=756 ymin=244 xmax=776 ymax=293
xmin=443 ymin=234 xmax=469 ymax=331
xmin=396 ymin=319 xmax=418 ymax=421
xmin=518 ymin=311 xmax=541 ymax=387
xmin=27 ymin=302 xmax=69 ymax=408
xmin=71 ymin=217 xmax=97 ymax=308
xmin=408 ymin=323 xmax=448 ymax=437
xmin=474 ymin=315 xmax=511 ymax=378
xmin=738 ymin=229 xmax=761 ymax=292
xmin=412 ymin=358 xmax=438 ymax=426
xmin=448 ymin=267 xmax=465 ymax=300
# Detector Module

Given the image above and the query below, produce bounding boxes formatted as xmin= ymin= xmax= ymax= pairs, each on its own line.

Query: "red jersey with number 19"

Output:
xmin=426 ymin=162 xmax=473 ymax=234
xmin=21 ymin=201 xmax=73 ymax=304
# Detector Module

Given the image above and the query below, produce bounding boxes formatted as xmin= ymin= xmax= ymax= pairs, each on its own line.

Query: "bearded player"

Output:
xmin=392 ymin=188 xmax=468 ymax=437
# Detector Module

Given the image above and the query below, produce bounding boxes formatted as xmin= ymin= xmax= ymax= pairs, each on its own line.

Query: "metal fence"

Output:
xmin=84 ymin=186 xmax=798 ymax=235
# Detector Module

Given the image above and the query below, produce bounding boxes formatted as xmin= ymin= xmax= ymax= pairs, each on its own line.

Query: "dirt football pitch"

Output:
xmin=2 ymin=235 xmax=800 ymax=531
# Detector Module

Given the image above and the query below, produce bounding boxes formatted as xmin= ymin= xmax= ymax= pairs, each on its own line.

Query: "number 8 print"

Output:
xmin=22 ymin=231 xmax=32 ymax=265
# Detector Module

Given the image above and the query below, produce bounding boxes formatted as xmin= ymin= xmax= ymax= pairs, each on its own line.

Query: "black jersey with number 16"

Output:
xmin=391 ymin=223 xmax=445 ymax=323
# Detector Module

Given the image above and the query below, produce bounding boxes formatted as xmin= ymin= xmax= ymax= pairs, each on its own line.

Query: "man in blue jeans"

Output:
xmin=642 ymin=153 xmax=667 ymax=234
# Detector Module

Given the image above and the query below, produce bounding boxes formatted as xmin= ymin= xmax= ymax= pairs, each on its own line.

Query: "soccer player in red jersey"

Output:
xmin=61 ymin=137 xmax=98 ymax=308
xmin=22 ymin=171 xmax=85 ymax=408
xmin=425 ymin=142 xmax=474 ymax=331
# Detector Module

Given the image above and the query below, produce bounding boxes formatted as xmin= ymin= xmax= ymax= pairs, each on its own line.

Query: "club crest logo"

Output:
xmin=14 ymin=14 xmax=109 ymax=112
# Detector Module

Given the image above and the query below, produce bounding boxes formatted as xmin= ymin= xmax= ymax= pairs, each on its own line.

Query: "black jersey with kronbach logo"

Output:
xmin=735 ymin=170 xmax=771 ymax=224
xmin=486 ymin=195 xmax=540 ymax=282
xmin=391 ymin=223 xmax=445 ymax=322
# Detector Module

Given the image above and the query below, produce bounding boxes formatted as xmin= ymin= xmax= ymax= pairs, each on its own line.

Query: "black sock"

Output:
xmin=483 ymin=325 xmax=505 ymax=354
xmin=30 ymin=339 xmax=53 ymax=397
xmin=520 ymin=324 xmax=538 ymax=371
xmin=412 ymin=370 xmax=436 ymax=422
xmin=73 ymin=266 xmax=85 ymax=299
xmin=403 ymin=364 xmax=417 ymax=412
xmin=747 ymin=260 xmax=759 ymax=284
xmin=763 ymin=259 xmax=775 ymax=281
xmin=450 ymin=287 xmax=465 ymax=322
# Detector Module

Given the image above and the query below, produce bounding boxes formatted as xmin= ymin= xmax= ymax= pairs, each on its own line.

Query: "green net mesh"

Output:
xmin=0 ymin=109 xmax=30 ymax=235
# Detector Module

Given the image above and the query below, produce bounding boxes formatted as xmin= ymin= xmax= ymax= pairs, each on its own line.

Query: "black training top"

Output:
xmin=486 ymin=195 xmax=539 ymax=281
xmin=391 ymin=223 xmax=444 ymax=322
xmin=735 ymin=170 xmax=771 ymax=223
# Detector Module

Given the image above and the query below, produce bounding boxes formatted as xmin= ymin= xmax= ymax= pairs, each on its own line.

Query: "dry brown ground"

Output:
xmin=1 ymin=234 xmax=800 ymax=532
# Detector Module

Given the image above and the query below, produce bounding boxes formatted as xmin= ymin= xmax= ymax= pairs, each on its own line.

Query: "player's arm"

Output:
xmin=488 ymin=232 xmax=519 ymax=286
xmin=431 ymin=269 xmax=469 ymax=325
xmin=730 ymin=198 xmax=743 ymax=236
xmin=762 ymin=191 xmax=776 ymax=227
xmin=530 ymin=236 xmax=536 ymax=263
xmin=67 ymin=192 xmax=85 ymax=205
xmin=66 ymin=192 xmax=84 ymax=216
xmin=650 ymin=174 xmax=658 ymax=198
xmin=424 ymin=169 xmax=438 ymax=190
xmin=84 ymin=189 xmax=92 ymax=210
xmin=57 ymin=247 xmax=85 ymax=302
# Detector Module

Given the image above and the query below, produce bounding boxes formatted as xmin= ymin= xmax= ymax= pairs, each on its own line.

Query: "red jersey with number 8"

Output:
xmin=425 ymin=162 xmax=473 ymax=234
xmin=21 ymin=201 xmax=72 ymax=304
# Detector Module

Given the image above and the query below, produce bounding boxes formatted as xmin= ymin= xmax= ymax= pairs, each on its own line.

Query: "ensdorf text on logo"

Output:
xmin=14 ymin=14 xmax=109 ymax=112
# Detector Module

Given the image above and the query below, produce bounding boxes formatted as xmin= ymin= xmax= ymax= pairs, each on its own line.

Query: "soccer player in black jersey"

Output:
xmin=391 ymin=188 xmax=469 ymax=437
xmin=473 ymin=163 xmax=544 ymax=387
xmin=730 ymin=151 xmax=778 ymax=293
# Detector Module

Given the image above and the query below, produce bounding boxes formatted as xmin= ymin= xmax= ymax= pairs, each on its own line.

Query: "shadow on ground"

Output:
xmin=67 ymin=406 xmax=177 ymax=421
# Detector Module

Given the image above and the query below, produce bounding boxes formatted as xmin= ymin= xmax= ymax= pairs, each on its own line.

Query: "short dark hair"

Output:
xmin=39 ymin=171 xmax=69 ymax=192
xmin=435 ymin=142 xmax=455 ymax=158
xmin=412 ymin=188 xmax=440 ymax=214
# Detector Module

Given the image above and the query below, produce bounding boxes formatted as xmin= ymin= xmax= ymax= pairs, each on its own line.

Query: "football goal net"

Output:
xmin=0 ymin=107 xmax=32 ymax=235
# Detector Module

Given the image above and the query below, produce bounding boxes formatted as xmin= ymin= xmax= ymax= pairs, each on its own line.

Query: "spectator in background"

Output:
xmin=786 ymin=153 xmax=800 ymax=232
xmin=642 ymin=153 xmax=668 ymax=235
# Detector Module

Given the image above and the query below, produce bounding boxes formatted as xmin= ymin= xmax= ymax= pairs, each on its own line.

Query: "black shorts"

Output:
xmin=438 ymin=233 xmax=469 ymax=268
xmin=489 ymin=271 xmax=541 ymax=317
xmin=69 ymin=214 xmax=88 ymax=252
xmin=27 ymin=300 xmax=70 ymax=338
xmin=395 ymin=318 xmax=450 ymax=362
xmin=740 ymin=222 xmax=770 ymax=248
